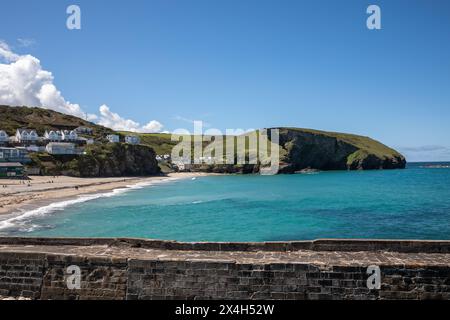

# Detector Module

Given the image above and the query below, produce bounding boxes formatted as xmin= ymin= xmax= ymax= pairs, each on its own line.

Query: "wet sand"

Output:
xmin=0 ymin=173 xmax=209 ymax=215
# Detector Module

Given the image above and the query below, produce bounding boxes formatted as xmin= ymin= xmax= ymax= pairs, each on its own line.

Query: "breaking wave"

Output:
xmin=0 ymin=177 xmax=179 ymax=232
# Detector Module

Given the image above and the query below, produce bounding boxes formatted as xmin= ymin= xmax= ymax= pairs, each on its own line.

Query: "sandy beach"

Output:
xmin=0 ymin=172 xmax=209 ymax=216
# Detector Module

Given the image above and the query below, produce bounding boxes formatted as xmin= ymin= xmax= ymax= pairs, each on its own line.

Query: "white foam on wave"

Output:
xmin=0 ymin=177 xmax=180 ymax=232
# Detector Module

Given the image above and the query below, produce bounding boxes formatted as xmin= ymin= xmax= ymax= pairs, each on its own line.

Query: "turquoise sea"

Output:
xmin=1 ymin=163 xmax=449 ymax=241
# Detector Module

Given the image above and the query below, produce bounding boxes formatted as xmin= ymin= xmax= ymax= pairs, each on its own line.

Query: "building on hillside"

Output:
xmin=44 ymin=130 xmax=63 ymax=142
xmin=61 ymin=130 xmax=78 ymax=141
xmin=0 ymin=131 xmax=9 ymax=145
xmin=0 ymin=162 xmax=24 ymax=178
xmin=25 ymin=145 xmax=45 ymax=153
xmin=74 ymin=126 xmax=93 ymax=135
xmin=196 ymin=156 xmax=216 ymax=164
xmin=45 ymin=142 xmax=77 ymax=155
xmin=172 ymin=159 xmax=192 ymax=172
xmin=15 ymin=129 xmax=39 ymax=144
xmin=156 ymin=154 xmax=171 ymax=162
xmin=106 ymin=134 xmax=120 ymax=143
xmin=0 ymin=147 xmax=31 ymax=163
xmin=44 ymin=130 xmax=79 ymax=142
xmin=125 ymin=135 xmax=140 ymax=145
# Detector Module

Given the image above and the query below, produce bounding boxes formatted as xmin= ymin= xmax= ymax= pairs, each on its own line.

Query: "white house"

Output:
xmin=44 ymin=130 xmax=78 ymax=142
xmin=26 ymin=145 xmax=45 ymax=153
xmin=78 ymin=137 xmax=94 ymax=145
xmin=106 ymin=134 xmax=120 ymax=143
xmin=156 ymin=154 xmax=171 ymax=161
xmin=62 ymin=130 xmax=78 ymax=141
xmin=125 ymin=135 xmax=140 ymax=145
xmin=46 ymin=142 xmax=77 ymax=155
xmin=0 ymin=131 xmax=9 ymax=144
xmin=173 ymin=162 xmax=191 ymax=172
xmin=0 ymin=147 xmax=31 ymax=163
xmin=74 ymin=126 xmax=93 ymax=135
xmin=15 ymin=129 xmax=39 ymax=143
xmin=44 ymin=130 xmax=63 ymax=141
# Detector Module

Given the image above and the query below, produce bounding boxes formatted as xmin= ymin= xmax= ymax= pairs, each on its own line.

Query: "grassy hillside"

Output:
xmin=0 ymin=105 xmax=114 ymax=139
xmin=278 ymin=127 xmax=403 ymax=166
xmin=126 ymin=128 xmax=402 ymax=162
xmin=281 ymin=127 xmax=402 ymax=159
xmin=0 ymin=105 xmax=405 ymax=173
xmin=118 ymin=132 xmax=177 ymax=154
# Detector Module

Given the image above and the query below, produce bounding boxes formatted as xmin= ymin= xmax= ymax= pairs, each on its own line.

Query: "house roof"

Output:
xmin=47 ymin=142 xmax=75 ymax=147
xmin=0 ymin=162 xmax=23 ymax=167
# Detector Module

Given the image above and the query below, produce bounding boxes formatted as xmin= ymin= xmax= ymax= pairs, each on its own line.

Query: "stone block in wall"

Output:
xmin=0 ymin=252 xmax=46 ymax=299
xmin=40 ymin=254 xmax=128 ymax=300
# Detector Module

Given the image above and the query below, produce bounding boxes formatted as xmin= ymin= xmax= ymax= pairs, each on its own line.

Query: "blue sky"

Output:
xmin=1 ymin=0 xmax=450 ymax=161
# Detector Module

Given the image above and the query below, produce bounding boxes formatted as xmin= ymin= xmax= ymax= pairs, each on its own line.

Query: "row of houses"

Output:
xmin=0 ymin=127 xmax=95 ymax=168
xmin=1 ymin=127 xmax=144 ymax=178
xmin=0 ymin=147 xmax=31 ymax=163
xmin=106 ymin=134 xmax=141 ymax=145
xmin=0 ymin=127 xmax=95 ymax=145
xmin=0 ymin=142 xmax=83 ymax=160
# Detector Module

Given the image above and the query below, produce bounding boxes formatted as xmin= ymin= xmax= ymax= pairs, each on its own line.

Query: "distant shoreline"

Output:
xmin=0 ymin=172 xmax=210 ymax=217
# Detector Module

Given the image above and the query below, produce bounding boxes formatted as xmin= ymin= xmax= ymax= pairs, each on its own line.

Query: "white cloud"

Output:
xmin=0 ymin=41 xmax=163 ymax=133
xmin=0 ymin=41 xmax=20 ymax=62
xmin=0 ymin=40 xmax=90 ymax=119
xmin=143 ymin=120 xmax=164 ymax=133
xmin=98 ymin=104 xmax=163 ymax=133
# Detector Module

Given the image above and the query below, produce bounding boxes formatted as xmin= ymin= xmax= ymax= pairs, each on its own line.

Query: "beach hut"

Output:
xmin=0 ymin=162 xmax=24 ymax=178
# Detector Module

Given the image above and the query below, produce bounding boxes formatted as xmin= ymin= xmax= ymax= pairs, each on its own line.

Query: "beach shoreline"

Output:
xmin=0 ymin=172 xmax=210 ymax=216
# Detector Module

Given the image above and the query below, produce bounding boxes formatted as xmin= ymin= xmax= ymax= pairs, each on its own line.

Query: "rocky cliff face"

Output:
xmin=31 ymin=144 xmax=160 ymax=177
xmin=167 ymin=128 xmax=406 ymax=174
xmin=71 ymin=144 xmax=160 ymax=177
xmin=276 ymin=128 xmax=406 ymax=172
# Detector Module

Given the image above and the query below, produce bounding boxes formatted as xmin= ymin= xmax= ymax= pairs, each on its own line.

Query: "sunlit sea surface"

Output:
xmin=1 ymin=163 xmax=449 ymax=241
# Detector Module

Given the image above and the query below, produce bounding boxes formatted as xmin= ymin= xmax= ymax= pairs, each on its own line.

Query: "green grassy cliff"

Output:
xmin=130 ymin=128 xmax=406 ymax=172
xmin=276 ymin=127 xmax=405 ymax=171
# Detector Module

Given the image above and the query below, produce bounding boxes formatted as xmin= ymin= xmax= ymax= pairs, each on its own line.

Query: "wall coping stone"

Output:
xmin=0 ymin=237 xmax=449 ymax=253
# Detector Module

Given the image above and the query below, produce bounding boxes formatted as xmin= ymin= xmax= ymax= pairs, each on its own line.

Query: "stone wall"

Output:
xmin=0 ymin=238 xmax=449 ymax=300
xmin=126 ymin=261 xmax=449 ymax=300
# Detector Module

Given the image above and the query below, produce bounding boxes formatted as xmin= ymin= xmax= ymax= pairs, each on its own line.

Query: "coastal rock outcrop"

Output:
xmin=275 ymin=128 xmax=406 ymax=172
xmin=73 ymin=144 xmax=160 ymax=177
xmin=31 ymin=143 xmax=160 ymax=177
